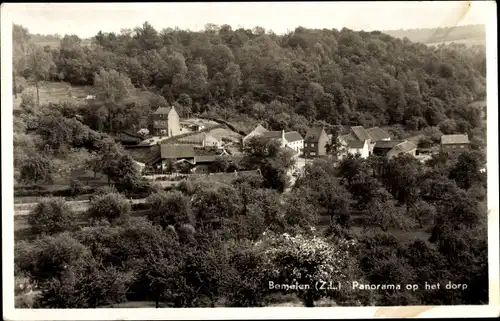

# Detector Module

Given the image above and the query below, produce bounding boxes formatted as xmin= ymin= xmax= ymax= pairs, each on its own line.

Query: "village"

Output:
xmin=118 ymin=105 xmax=475 ymax=189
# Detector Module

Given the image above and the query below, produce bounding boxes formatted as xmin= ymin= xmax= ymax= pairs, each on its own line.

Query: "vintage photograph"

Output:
xmin=2 ymin=1 xmax=498 ymax=318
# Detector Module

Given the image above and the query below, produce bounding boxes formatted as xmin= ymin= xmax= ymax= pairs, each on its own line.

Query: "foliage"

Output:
xmin=27 ymin=197 xmax=75 ymax=236
xmin=19 ymin=153 xmax=55 ymax=185
xmin=86 ymin=193 xmax=131 ymax=224
xmin=146 ymin=191 xmax=193 ymax=228
xmin=256 ymin=231 xmax=370 ymax=307
xmin=15 ymin=233 xmax=91 ymax=283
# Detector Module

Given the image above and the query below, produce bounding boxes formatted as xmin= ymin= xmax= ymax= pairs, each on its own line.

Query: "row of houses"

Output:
xmin=242 ymin=124 xmax=471 ymax=160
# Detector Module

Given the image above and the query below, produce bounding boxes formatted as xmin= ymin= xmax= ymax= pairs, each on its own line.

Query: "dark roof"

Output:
xmin=346 ymin=140 xmax=366 ymax=148
xmin=374 ymin=140 xmax=405 ymax=149
xmin=339 ymin=133 xmax=355 ymax=141
xmin=366 ymin=127 xmax=391 ymax=142
xmin=284 ymin=131 xmax=303 ymax=142
xmin=195 ymin=155 xmax=236 ymax=163
xmin=153 ymin=106 xmax=173 ymax=115
xmin=261 ymin=131 xmax=283 ymax=139
xmin=387 ymin=141 xmax=417 ymax=157
xmin=441 ymin=134 xmax=470 ymax=145
xmin=350 ymin=126 xmax=371 ymax=141
xmin=160 ymin=144 xmax=195 ymax=159
xmin=194 ymin=155 xmax=219 ymax=163
xmin=304 ymin=127 xmax=325 ymax=143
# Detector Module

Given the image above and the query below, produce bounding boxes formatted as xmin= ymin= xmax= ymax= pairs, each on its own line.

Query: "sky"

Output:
xmin=4 ymin=1 xmax=494 ymax=38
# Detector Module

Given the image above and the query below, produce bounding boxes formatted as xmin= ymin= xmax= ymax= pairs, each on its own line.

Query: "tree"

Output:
xmin=15 ymin=233 xmax=91 ymax=283
xmin=146 ymin=191 xmax=193 ymax=228
xmin=25 ymin=43 xmax=54 ymax=106
xmin=93 ymin=69 xmax=134 ymax=132
xmin=86 ymin=193 xmax=131 ymax=224
xmin=28 ymin=197 xmax=75 ymax=236
xmin=336 ymin=154 xmax=368 ymax=186
xmin=257 ymin=232 xmax=369 ymax=307
xmin=449 ymin=151 xmax=486 ymax=190
xmin=19 ymin=153 xmax=55 ymax=185
xmin=34 ymin=258 xmax=130 ymax=308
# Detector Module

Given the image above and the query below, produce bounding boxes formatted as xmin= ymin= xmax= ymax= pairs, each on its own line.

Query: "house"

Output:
xmin=243 ymin=125 xmax=304 ymax=153
xmin=366 ymin=127 xmax=391 ymax=142
xmin=242 ymin=124 xmax=268 ymax=145
xmin=387 ymin=141 xmax=418 ymax=158
xmin=303 ymin=127 xmax=329 ymax=158
xmin=337 ymin=139 xmax=370 ymax=160
xmin=157 ymin=144 xmax=196 ymax=170
xmin=284 ymin=131 xmax=304 ymax=154
xmin=150 ymin=106 xmax=181 ymax=137
xmin=373 ymin=140 xmax=405 ymax=156
xmin=440 ymin=134 xmax=470 ymax=154
xmin=175 ymin=132 xmax=222 ymax=148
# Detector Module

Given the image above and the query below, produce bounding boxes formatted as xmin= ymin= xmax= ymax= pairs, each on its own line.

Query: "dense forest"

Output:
xmin=12 ymin=22 xmax=489 ymax=308
xmin=13 ymin=22 xmax=486 ymax=138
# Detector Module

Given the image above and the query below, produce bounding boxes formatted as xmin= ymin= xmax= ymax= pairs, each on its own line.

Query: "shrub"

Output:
xmin=69 ymin=179 xmax=85 ymax=196
xmin=86 ymin=193 xmax=131 ymax=224
xmin=27 ymin=197 xmax=75 ymax=235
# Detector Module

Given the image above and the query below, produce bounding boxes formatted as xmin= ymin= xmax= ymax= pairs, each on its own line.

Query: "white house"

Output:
xmin=242 ymin=124 xmax=268 ymax=145
xmin=337 ymin=136 xmax=370 ymax=160
xmin=243 ymin=125 xmax=304 ymax=154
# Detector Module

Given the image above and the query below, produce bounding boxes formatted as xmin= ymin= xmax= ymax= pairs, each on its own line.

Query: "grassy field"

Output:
xmin=13 ymin=81 xmax=91 ymax=110
xmin=14 ymin=80 xmax=163 ymax=111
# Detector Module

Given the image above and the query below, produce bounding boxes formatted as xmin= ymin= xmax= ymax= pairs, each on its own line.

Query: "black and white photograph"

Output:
xmin=2 ymin=1 xmax=499 ymax=319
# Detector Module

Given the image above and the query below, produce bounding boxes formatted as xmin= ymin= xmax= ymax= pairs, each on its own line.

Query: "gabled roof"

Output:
xmin=304 ymin=127 xmax=325 ymax=143
xmin=177 ymin=132 xmax=219 ymax=144
xmin=284 ymin=131 xmax=303 ymax=142
xmin=387 ymin=141 xmax=417 ymax=158
xmin=244 ymin=124 xmax=268 ymax=138
xmin=441 ymin=134 xmax=470 ymax=145
xmin=153 ymin=106 xmax=173 ymax=115
xmin=339 ymin=133 xmax=355 ymax=142
xmin=346 ymin=140 xmax=366 ymax=148
xmin=350 ymin=126 xmax=371 ymax=141
xmin=160 ymin=144 xmax=196 ymax=159
xmin=261 ymin=131 xmax=283 ymax=139
xmin=374 ymin=140 xmax=405 ymax=149
xmin=252 ymin=124 xmax=268 ymax=134
xmin=366 ymin=127 xmax=391 ymax=142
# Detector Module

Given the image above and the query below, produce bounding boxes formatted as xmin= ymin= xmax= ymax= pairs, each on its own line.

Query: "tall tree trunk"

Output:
xmin=35 ymin=78 xmax=40 ymax=107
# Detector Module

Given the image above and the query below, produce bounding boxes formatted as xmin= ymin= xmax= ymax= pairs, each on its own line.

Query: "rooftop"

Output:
xmin=366 ymin=127 xmax=391 ymax=142
xmin=350 ymin=126 xmax=371 ymax=141
xmin=441 ymin=134 xmax=470 ymax=145
xmin=160 ymin=144 xmax=196 ymax=159
xmin=374 ymin=140 xmax=405 ymax=149
xmin=387 ymin=141 xmax=417 ymax=157
xmin=284 ymin=131 xmax=304 ymax=142
xmin=304 ymin=127 xmax=325 ymax=142
xmin=346 ymin=140 xmax=366 ymax=148
xmin=153 ymin=106 xmax=173 ymax=115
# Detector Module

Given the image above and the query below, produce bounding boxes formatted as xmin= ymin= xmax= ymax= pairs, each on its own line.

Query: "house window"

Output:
xmin=460 ymin=145 xmax=464 ymax=148
xmin=311 ymin=143 xmax=315 ymax=147
xmin=310 ymin=152 xmax=316 ymax=156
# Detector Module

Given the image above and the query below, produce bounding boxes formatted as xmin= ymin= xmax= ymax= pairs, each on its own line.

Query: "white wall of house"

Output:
xmin=286 ymin=140 xmax=304 ymax=153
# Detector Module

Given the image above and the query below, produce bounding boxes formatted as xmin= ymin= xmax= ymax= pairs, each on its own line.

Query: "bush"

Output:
xmin=69 ymin=179 xmax=85 ymax=196
xmin=86 ymin=193 xmax=131 ymax=224
xmin=27 ymin=197 xmax=75 ymax=235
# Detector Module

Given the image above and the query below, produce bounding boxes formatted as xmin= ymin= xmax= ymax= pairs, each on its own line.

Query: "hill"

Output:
xmin=382 ymin=24 xmax=486 ymax=46
xmin=13 ymin=22 xmax=487 ymax=139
